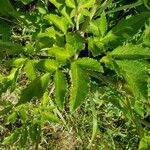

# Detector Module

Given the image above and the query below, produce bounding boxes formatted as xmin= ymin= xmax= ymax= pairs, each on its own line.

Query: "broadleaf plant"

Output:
xmin=0 ymin=0 xmax=150 ymax=149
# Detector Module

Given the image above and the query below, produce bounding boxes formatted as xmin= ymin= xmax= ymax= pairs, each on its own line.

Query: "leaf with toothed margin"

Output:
xmin=70 ymin=63 xmax=90 ymax=112
xmin=115 ymin=60 xmax=149 ymax=101
xmin=111 ymin=44 xmax=150 ymax=60
xmin=44 ymin=14 xmax=68 ymax=34
xmin=54 ymin=70 xmax=67 ymax=109
xmin=48 ymin=0 xmax=73 ymax=25
xmin=75 ymin=57 xmax=104 ymax=73
xmin=82 ymin=0 xmax=96 ymax=8
xmin=19 ymin=73 xmax=50 ymax=104
xmin=36 ymin=59 xmax=60 ymax=73
xmin=24 ymin=60 xmax=37 ymax=81
xmin=88 ymin=12 xmax=150 ymax=56
xmin=66 ymin=33 xmax=85 ymax=51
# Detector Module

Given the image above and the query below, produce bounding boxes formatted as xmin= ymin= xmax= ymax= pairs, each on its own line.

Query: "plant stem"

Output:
xmin=75 ymin=1 xmax=82 ymax=30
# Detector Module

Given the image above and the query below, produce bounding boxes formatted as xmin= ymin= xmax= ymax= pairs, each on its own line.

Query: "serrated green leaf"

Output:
xmin=86 ymin=12 xmax=107 ymax=37
xmin=48 ymin=46 xmax=74 ymax=62
xmin=55 ymin=34 xmax=65 ymax=47
xmin=82 ymin=0 xmax=96 ymax=8
xmin=37 ymin=59 xmax=60 ymax=72
xmin=49 ymin=0 xmax=73 ymax=25
xmin=98 ymin=12 xmax=107 ymax=37
xmin=70 ymin=63 xmax=90 ymax=112
xmin=111 ymin=12 xmax=150 ymax=40
xmin=134 ymin=101 xmax=144 ymax=117
xmin=86 ymin=20 xmax=100 ymax=36
xmin=35 ymin=36 xmax=54 ymax=51
xmin=75 ymin=57 xmax=104 ymax=73
xmin=143 ymin=25 xmax=150 ymax=47
xmin=0 ymin=68 xmax=19 ymax=93
xmin=45 ymin=14 xmax=68 ymax=33
xmin=37 ymin=27 xmax=56 ymax=39
xmin=54 ymin=70 xmax=67 ymax=109
xmin=88 ymin=37 xmax=105 ymax=56
xmin=48 ymin=0 xmax=64 ymax=10
xmin=24 ymin=60 xmax=37 ymax=80
xmin=116 ymin=60 xmax=149 ymax=101
xmin=95 ymin=12 xmax=150 ymax=54
xmin=111 ymin=44 xmax=150 ymax=60
xmin=101 ymin=55 xmax=121 ymax=75
xmin=19 ymin=73 xmax=50 ymax=104
xmin=66 ymin=32 xmax=85 ymax=51
xmin=81 ymin=8 xmax=91 ymax=16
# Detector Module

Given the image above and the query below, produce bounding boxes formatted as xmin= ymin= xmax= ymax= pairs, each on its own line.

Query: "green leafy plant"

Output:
xmin=0 ymin=0 xmax=150 ymax=149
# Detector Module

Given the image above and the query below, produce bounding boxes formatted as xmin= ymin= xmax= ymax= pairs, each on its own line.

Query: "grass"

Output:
xmin=0 ymin=90 xmax=140 ymax=150
xmin=0 ymin=62 xmax=144 ymax=149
